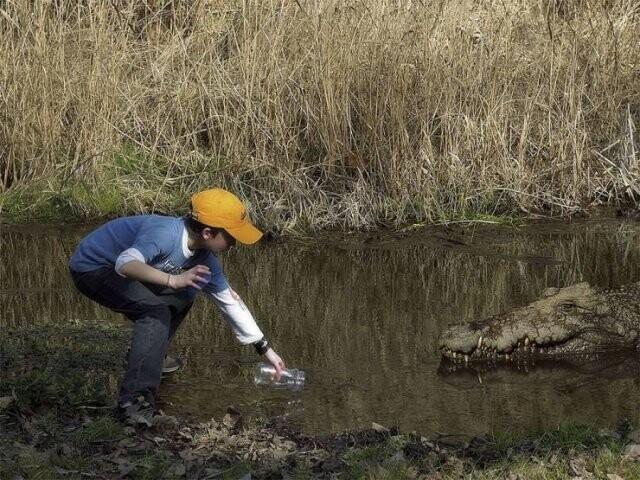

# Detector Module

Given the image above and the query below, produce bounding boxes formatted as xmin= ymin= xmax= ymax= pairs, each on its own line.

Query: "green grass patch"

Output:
xmin=463 ymin=422 xmax=622 ymax=469
xmin=342 ymin=436 xmax=418 ymax=479
xmin=70 ymin=416 xmax=125 ymax=446
xmin=0 ymin=319 xmax=129 ymax=412
xmin=592 ymin=447 xmax=640 ymax=478
xmin=0 ymin=144 xmax=184 ymax=223
xmin=128 ymin=452 xmax=175 ymax=480
xmin=221 ymin=461 xmax=252 ymax=480
xmin=48 ymin=450 xmax=91 ymax=474
xmin=467 ymin=446 xmax=640 ymax=480
xmin=0 ymin=178 xmax=126 ymax=223
xmin=535 ymin=423 xmax=616 ymax=452
xmin=111 ymin=144 xmax=149 ymax=175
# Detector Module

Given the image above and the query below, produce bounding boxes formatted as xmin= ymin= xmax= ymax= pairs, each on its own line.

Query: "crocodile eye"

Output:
xmin=558 ymin=302 xmax=577 ymax=313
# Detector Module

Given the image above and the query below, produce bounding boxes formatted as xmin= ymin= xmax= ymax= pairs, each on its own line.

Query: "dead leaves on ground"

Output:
xmin=187 ymin=413 xmax=312 ymax=466
xmin=2 ymin=409 xmax=330 ymax=479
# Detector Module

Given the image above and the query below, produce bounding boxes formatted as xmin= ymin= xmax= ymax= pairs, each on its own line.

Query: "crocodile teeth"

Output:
xmin=464 ymin=355 xmax=469 ymax=363
xmin=524 ymin=337 xmax=530 ymax=346
xmin=477 ymin=336 xmax=483 ymax=349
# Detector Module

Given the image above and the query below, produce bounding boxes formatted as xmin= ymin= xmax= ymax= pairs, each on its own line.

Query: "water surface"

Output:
xmin=1 ymin=220 xmax=639 ymax=436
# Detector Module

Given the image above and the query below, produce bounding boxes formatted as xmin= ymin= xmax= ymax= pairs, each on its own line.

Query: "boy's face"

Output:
xmin=202 ymin=228 xmax=236 ymax=253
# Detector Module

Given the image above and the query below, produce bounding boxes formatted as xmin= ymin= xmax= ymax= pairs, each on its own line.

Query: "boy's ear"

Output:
xmin=202 ymin=227 xmax=212 ymax=239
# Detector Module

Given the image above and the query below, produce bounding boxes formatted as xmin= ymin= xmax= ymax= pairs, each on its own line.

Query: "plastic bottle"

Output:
xmin=254 ymin=362 xmax=305 ymax=391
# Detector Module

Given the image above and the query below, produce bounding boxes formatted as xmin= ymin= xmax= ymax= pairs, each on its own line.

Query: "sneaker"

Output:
xmin=116 ymin=396 xmax=177 ymax=428
xmin=162 ymin=354 xmax=183 ymax=374
xmin=116 ymin=396 xmax=155 ymax=427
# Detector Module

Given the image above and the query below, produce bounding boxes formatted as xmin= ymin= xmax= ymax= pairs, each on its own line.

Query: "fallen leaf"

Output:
xmin=179 ymin=449 xmax=196 ymax=462
xmin=371 ymin=422 xmax=389 ymax=433
xmin=117 ymin=462 xmax=136 ymax=479
xmin=422 ymin=474 xmax=444 ymax=480
xmin=624 ymin=444 xmax=640 ymax=461
xmin=168 ymin=462 xmax=186 ymax=477
xmin=202 ymin=467 xmax=223 ymax=479
xmin=569 ymin=457 xmax=593 ymax=478
xmin=270 ymin=447 xmax=289 ymax=460
xmin=404 ymin=466 xmax=419 ymax=479
xmin=54 ymin=467 xmax=79 ymax=475
xmin=117 ymin=438 xmax=135 ymax=448
xmin=222 ymin=413 xmax=241 ymax=430
xmin=391 ymin=451 xmax=406 ymax=463
xmin=59 ymin=443 xmax=75 ymax=456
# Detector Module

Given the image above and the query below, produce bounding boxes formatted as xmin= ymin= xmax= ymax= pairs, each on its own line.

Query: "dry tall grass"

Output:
xmin=1 ymin=0 xmax=638 ymax=229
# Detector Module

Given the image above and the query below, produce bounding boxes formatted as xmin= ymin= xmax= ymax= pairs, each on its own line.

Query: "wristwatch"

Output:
xmin=253 ymin=337 xmax=269 ymax=355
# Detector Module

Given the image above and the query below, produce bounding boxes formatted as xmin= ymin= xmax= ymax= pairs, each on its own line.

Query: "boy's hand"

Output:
xmin=264 ymin=348 xmax=285 ymax=379
xmin=168 ymin=265 xmax=210 ymax=290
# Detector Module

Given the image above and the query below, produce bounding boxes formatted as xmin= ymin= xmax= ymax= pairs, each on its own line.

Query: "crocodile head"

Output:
xmin=439 ymin=282 xmax=640 ymax=365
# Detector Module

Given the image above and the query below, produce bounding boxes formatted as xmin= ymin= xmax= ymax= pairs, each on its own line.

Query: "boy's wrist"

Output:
xmin=253 ymin=337 xmax=269 ymax=355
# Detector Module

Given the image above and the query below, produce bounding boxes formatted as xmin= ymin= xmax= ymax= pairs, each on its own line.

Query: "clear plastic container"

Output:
xmin=254 ymin=362 xmax=305 ymax=391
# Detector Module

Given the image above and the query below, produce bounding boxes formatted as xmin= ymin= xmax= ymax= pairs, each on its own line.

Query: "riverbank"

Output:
xmin=4 ymin=407 xmax=640 ymax=479
xmin=3 ymin=320 xmax=640 ymax=479
xmin=1 ymin=1 xmax=638 ymax=232
xmin=0 ymin=173 xmax=637 ymax=233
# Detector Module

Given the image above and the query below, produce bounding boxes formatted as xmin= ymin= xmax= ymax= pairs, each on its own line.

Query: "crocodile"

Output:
xmin=439 ymin=281 xmax=640 ymax=365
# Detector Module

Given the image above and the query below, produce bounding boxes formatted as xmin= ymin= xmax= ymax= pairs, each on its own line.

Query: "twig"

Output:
xmin=293 ymin=0 xmax=309 ymax=17
xmin=108 ymin=0 xmax=138 ymax=37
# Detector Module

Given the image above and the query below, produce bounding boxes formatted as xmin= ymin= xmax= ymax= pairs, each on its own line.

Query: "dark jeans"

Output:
xmin=70 ymin=267 xmax=195 ymax=407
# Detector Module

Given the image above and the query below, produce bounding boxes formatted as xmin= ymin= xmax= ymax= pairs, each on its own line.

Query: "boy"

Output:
xmin=69 ymin=188 xmax=285 ymax=426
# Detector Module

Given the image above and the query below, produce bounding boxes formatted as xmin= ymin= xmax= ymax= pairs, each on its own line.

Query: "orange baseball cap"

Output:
xmin=190 ymin=188 xmax=263 ymax=245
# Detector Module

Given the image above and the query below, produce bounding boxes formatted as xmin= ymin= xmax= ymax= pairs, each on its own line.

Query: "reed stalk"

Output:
xmin=1 ymin=0 xmax=638 ymax=229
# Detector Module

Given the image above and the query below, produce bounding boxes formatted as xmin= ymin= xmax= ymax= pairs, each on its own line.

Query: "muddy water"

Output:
xmin=2 ymin=220 xmax=640 ymax=436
